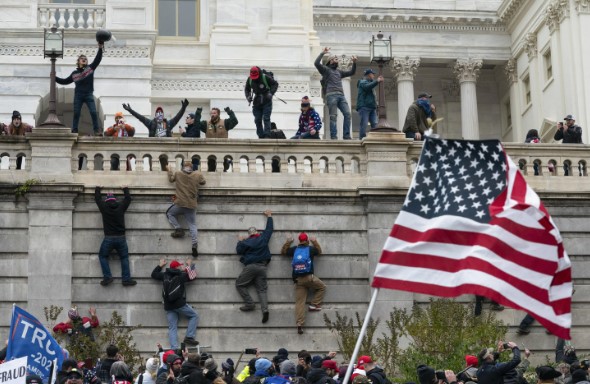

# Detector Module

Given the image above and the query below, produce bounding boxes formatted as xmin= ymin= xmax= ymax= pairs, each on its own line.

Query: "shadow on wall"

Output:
xmin=36 ymin=88 xmax=104 ymax=134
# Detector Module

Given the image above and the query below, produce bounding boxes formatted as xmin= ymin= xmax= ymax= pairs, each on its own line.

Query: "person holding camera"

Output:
xmin=476 ymin=342 xmax=521 ymax=384
xmin=235 ymin=210 xmax=274 ymax=323
xmin=105 ymin=112 xmax=135 ymax=138
xmin=554 ymin=115 xmax=583 ymax=144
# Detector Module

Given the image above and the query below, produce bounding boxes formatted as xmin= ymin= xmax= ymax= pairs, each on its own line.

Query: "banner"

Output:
xmin=0 ymin=356 xmax=27 ymax=384
xmin=6 ymin=306 xmax=68 ymax=381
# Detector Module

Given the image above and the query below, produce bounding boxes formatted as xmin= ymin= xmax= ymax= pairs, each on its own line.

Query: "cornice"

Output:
xmin=313 ymin=7 xmax=506 ymax=33
xmin=498 ymin=0 xmax=528 ymax=23
xmin=152 ymin=80 xmax=309 ymax=93
xmin=0 ymin=45 xmax=150 ymax=58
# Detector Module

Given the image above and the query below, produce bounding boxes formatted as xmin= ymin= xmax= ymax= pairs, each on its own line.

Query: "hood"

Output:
xmin=307 ymin=367 xmax=328 ymax=384
xmin=105 ymin=201 xmax=120 ymax=209
xmin=165 ymin=268 xmax=184 ymax=276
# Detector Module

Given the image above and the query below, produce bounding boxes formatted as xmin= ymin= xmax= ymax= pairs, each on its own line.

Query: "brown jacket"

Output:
xmin=402 ymin=102 xmax=437 ymax=136
xmin=167 ymin=168 xmax=206 ymax=209
xmin=3 ymin=122 xmax=33 ymax=136
xmin=205 ymin=120 xmax=229 ymax=138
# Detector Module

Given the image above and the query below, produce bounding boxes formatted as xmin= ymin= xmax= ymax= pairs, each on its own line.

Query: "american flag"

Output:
xmin=372 ymin=137 xmax=572 ymax=338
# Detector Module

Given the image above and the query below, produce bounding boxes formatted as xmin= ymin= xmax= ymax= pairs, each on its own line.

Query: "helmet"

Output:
xmin=96 ymin=29 xmax=112 ymax=43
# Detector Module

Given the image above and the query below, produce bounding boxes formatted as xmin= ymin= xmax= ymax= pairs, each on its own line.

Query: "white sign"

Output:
xmin=0 ymin=356 xmax=28 ymax=384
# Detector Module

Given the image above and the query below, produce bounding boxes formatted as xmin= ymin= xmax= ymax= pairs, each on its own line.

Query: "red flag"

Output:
xmin=372 ymin=137 xmax=572 ymax=339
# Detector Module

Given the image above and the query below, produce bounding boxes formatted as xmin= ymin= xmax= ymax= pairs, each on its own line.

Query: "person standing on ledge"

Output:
xmin=245 ymin=67 xmax=278 ymax=138
xmin=56 ymin=42 xmax=103 ymax=135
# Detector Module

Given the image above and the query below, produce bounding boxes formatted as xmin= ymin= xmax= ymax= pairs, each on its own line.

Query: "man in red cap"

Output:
xmin=358 ymin=356 xmax=391 ymax=384
xmin=244 ymin=66 xmax=278 ymax=138
xmin=151 ymin=258 xmax=199 ymax=349
xmin=280 ymin=232 xmax=325 ymax=334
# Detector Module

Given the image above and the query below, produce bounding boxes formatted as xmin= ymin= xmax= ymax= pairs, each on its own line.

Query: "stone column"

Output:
xmin=504 ymin=58 xmax=521 ymax=141
xmin=545 ymin=1 xmax=568 ymax=117
xmin=391 ymin=57 xmax=420 ymax=131
xmin=26 ymin=185 xmax=82 ymax=317
xmin=454 ymin=58 xmax=483 ymax=140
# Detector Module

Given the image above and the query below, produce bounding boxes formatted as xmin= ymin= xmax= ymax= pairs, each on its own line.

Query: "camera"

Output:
xmin=435 ymin=371 xmax=447 ymax=383
xmin=245 ymin=348 xmax=257 ymax=355
xmin=503 ymin=343 xmax=511 ymax=349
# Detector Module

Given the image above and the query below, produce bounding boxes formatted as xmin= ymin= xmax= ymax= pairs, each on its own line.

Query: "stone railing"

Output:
xmin=38 ymin=3 xmax=106 ymax=29
xmin=2 ymin=132 xmax=590 ymax=188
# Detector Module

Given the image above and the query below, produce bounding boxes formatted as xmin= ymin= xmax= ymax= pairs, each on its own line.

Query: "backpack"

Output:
xmin=292 ymin=246 xmax=312 ymax=275
xmin=268 ymin=129 xmax=286 ymax=139
xmin=162 ymin=274 xmax=185 ymax=303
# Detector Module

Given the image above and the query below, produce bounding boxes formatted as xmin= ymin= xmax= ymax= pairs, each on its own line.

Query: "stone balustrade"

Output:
xmin=38 ymin=3 xmax=106 ymax=29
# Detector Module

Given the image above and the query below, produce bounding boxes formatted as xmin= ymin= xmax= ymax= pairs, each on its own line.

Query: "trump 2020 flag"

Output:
xmin=372 ymin=137 xmax=572 ymax=339
xmin=6 ymin=306 xmax=68 ymax=380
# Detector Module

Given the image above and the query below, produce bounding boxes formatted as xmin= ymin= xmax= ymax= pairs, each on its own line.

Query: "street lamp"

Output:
xmin=39 ymin=27 xmax=65 ymax=127
xmin=369 ymin=31 xmax=394 ymax=131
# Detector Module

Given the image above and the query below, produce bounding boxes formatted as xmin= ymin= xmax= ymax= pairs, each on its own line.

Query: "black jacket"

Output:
xmin=244 ymin=68 xmax=279 ymax=107
xmin=151 ymin=266 xmax=194 ymax=310
xmin=554 ymin=124 xmax=583 ymax=143
xmin=127 ymin=104 xmax=187 ymax=137
xmin=306 ymin=368 xmax=336 ymax=384
xmin=95 ymin=187 xmax=131 ymax=236
xmin=366 ymin=367 xmax=390 ymax=384
xmin=182 ymin=122 xmax=201 ymax=138
xmin=181 ymin=361 xmax=207 ymax=384
xmin=476 ymin=348 xmax=521 ymax=384
xmin=56 ymin=48 xmax=102 ymax=95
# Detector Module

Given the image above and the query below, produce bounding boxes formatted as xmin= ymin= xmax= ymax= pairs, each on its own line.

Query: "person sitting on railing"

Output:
xmin=291 ymin=96 xmax=321 ymax=140
xmin=122 ymin=99 xmax=189 ymax=137
xmin=105 ymin=112 xmax=135 ymax=138
xmin=193 ymin=107 xmax=238 ymax=139
xmin=56 ymin=42 xmax=103 ymax=136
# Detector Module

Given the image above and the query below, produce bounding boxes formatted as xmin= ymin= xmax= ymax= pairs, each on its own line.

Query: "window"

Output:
xmin=543 ymin=49 xmax=553 ymax=80
xmin=523 ymin=75 xmax=531 ymax=105
xmin=157 ymin=0 xmax=198 ymax=38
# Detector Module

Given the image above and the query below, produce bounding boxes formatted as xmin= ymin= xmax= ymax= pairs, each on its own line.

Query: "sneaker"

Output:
xmin=192 ymin=244 xmax=198 ymax=258
xmin=517 ymin=327 xmax=530 ymax=335
xmin=490 ymin=303 xmax=505 ymax=311
xmin=308 ymin=305 xmax=322 ymax=312
xmin=122 ymin=279 xmax=137 ymax=286
xmin=262 ymin=311 xmax=269 ymax=324
xmin=71 ymin=129 xmax=78 ymax=134
xmin=171 ymin=229 xmax=185 ymax=238
xmin=100 ymin=277 xmax=114 ymax=286
xmin=297 ymin=326 xmax=303 ymax=335
xmin=239 ymin=305 xmax=255 ymax=312
xmin=183 ymin=337 xmax=199 ymax=346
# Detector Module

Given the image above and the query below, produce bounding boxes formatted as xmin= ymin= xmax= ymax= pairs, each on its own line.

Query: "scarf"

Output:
xmin=417 ymin=99 xmax=432 ymax=117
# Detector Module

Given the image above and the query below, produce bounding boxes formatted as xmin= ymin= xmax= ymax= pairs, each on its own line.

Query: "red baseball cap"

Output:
xmin=250 ymin=66 xmax=260 ymax=80
xmin=322 ymin=360 xmax=338 ymax=370
xmin=170 ymin=260 xmax=181 ymax=269
xmin=298 ymin=232 xmax=308 ymax=242
xmin=357 ymin=355 xmax=373 ymax=366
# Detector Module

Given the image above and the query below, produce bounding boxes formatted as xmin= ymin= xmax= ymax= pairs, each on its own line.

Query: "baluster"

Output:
xmin=86 ymin=10 xmax=94 ymax=29
xmin=86 ymin=156 xmax=95 ymax=171
xmin=343 ymin=159 xmax=351 ymax=174
xmin=49 ymin=10 xmax=57 ymax=28
xmin=95 ymin=9 xmax=104 ymax=28
xmin=248 ymin=158 xmax=256 ymax=173
xmin=328 ymin=159 xmax=337 ymax=174
xmin=134 ymin=157 xmax=143 ymax=172
xmin=58 ymin=8 xmax=67 ymax=28
xmin=9 ymin=157 xmax=17 ymax=170
xmin=296 ymin=159 xmax=304 ymax=173
xmin=39 ymin=8 xmax=48 ymax=28
xmin=264 ymin=159 xmax=272 ymax=173
xmin=77 ymin=7 xmax=85 ymax=29
xmin=103 ymin=157 xmax=111 ymax=171
xmin=142 ymin=157 xmax=151 ymax=172
xmin=152 ymin=159 xmax=162 ymax=172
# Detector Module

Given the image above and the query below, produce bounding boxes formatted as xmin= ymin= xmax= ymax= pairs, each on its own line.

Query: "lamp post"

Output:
xmin=39 ymin=27 xmax=65 ymax=127
xmin=369 ymin=32 xmax=394 ymax=131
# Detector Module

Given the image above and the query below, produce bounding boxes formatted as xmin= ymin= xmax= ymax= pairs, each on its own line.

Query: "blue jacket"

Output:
xmin=476 ymin=348 xmax=521 ymax=384
xmin=356 ymin=78 xmax=379 ymax=110
xmin=237 ymin=217 xmax=273 ymax=265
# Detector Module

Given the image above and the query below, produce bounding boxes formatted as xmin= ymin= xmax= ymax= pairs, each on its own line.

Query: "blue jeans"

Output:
xmin=166 ymin=205 xmax=198 ymax=246
xmin=291 ymin=132 xmax=320 ymax=139
xmin=326 ymin=93 xmax=351 ymax=139
xmin=252 ymin=102 xmax=273 ymax=138
xmin=98 ymin=236 xmax=131 ymax=281
xmin=166 ymin=304 xmax=199 ymax=349
xmin=73 ymin=92 xmax=99 ymax=133
xmin=358 ymin=107 xmax=377 ymax=139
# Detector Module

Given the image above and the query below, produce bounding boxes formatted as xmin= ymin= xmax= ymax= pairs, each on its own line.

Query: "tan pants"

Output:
xmin=294 ymin=274 xmax=326 ymax=326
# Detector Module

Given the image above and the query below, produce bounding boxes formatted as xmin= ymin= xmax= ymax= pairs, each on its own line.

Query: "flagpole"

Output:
xmin=342 ymin=288 xmax=380 ymax=384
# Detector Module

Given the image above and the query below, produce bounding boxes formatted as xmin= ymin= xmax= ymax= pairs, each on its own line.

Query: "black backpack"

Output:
xmin=248 ymin=69 xmax=275 ymax=90
xmin=162 ymin=274 xmax=185 ymax=303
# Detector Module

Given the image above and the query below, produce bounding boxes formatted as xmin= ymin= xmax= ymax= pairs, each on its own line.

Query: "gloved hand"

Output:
xmin=122 ymin=103 xmax=131 ymax=112
xmin=224 ymin=107 xmax=231 ymax=113
xmin=247 ymin=96 xmax=253 ymax=103
xmin=181 ymin=98 xmax=189 ymax=108
xmin=264 ymin=92 xmax=273 ymax=102
xmin=196 ymin=107 xmax=203 ymax=114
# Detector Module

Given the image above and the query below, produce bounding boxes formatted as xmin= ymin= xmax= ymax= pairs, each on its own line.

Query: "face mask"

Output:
xmin=329 ymin=62 xmax=338 ymax=69
xmin=301 ymin=103 xmax=310 ymax=108
xmin=156 ymin=112 xmax=164 ymax=122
